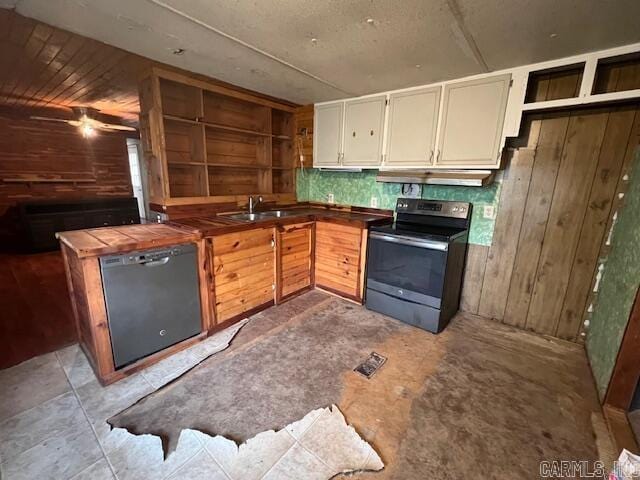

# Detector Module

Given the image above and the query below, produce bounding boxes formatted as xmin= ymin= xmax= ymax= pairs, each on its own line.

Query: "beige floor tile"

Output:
xmin=0 ymin=416 xmax=102 ymax=480
xmin=188 ymin=319 xmax=248 ymax=363
xmin=56 ymin=344 xmax=97 ymax=389
xmin=0 ymin=391 xmax=85 ymax=459
xmin=196 ymin=427 xmax=295 ymax=480
xmin=140 ymin=349 xmax=200 ymax=389
xmin=0 ymin=352 xmax=70 ymax=422
xmin=298 ymin=406 xmax=382 ymax=473
xmin=262 ymin=443 xmax=333 ymax=480
xmin=93 ymin=421 xmax=136 ymax=454
xmin=107 ymin=429 xmax=202 ymax=480
xmin=70 ymin=458 xmax=116 ymax=480
xmin=284 ymin=408 xmax=323 ymax=440
xmin=166 ymin=450 xmax=229 ymax=480
xmin=75 ymin=373 xmax=154 ymax=426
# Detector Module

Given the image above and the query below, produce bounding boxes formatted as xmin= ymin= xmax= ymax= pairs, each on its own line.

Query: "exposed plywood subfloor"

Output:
xmin=109 ymin=290 xmax=608 ymax=479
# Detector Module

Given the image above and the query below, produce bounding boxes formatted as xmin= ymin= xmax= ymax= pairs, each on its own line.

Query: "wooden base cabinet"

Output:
xmin=208 ymin=221 xmax=371 ymax=326
xmin=276 ymin=222 xmax=314 ymax=302
xmin=314 ymin=221 xmax=368 ymax=302
xmin=209 ymin=228 xmax=276 ymax=324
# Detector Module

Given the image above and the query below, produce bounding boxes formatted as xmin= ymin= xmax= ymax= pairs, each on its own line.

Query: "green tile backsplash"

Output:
xmin=586 ymin=150 xmax=640 ymax=400
xmin=297 ymin=169 xmax=501 ymax=246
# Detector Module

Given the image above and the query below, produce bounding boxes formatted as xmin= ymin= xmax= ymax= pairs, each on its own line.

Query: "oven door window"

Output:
xmin=367 ymin=236 xmax=446 ymax=300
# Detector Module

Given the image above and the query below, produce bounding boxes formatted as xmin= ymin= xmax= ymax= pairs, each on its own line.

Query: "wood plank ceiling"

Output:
xmin=0 ymin=9 xmax=152 ymax=123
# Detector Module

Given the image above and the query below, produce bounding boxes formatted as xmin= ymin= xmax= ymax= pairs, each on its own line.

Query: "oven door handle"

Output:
xmin=369 ymin=231 xmax=449 ymax=251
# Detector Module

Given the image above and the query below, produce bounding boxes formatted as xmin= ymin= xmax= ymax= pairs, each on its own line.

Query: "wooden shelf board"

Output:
xmin=206 ymin=162 xmax=271 ymax=169
xmin=167 ymin=161 xmax=207 ymax=167
xmin=3 ymin=177 xmax=97 ymax=184
xmin=163 ymin=114 xmax=297 ymax=140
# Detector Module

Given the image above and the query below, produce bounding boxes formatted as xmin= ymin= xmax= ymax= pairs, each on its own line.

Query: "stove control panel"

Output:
xmin=396 ymin=198 xmax=471 ymax=219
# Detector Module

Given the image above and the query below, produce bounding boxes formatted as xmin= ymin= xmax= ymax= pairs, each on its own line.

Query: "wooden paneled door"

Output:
xmin=276 ymin=222 xmax=314 ymax=302
xmin=210 ymin=228 xmax=276 ymax=324
xmin=470 ymin=103 xmax=640 ymax=340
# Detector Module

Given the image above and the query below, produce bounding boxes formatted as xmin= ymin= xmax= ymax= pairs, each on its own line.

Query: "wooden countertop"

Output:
xmin=56 ymin=224 xmax=200 ymax=258
xmin=170 ymin=207 xmax=393 ymax=237
xmin=56 ymin=206 xmax=393 ymax=256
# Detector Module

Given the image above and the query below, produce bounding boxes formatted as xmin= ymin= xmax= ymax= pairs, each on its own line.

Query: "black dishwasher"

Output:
xmin=100 ymin=243 xmax=202 ymax=369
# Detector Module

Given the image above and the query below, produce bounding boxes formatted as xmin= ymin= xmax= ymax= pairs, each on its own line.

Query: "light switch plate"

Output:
xmin=483 ymin=205 xmax=495 ymax=219
xmin=370 ymin=196 xmax=378 ymax=208
xmin=327 ymin=193 xmax=335 ymax=204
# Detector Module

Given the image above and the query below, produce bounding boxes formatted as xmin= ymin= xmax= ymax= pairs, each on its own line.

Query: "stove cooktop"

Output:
xmin=370 ymin=222 xmax=468 ymax=243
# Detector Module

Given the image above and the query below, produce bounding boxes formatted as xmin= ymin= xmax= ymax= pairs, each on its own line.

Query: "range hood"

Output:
xmin=376 ymin=170 xmax=495 ymax=187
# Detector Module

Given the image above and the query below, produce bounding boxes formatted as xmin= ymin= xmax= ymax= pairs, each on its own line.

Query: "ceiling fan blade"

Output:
xmin=30 ymin=116 xmax=72 ymax=124
xmin=97 ymin=123 xmax=137 ymax=132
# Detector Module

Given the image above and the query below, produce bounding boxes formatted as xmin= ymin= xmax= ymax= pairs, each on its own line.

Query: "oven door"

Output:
xmin=366 ymin=231 xmax=448 ymax=309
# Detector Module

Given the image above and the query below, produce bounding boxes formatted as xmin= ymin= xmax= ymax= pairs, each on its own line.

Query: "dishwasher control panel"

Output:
xmin=101 ymin=244 xmax=193 ymax=267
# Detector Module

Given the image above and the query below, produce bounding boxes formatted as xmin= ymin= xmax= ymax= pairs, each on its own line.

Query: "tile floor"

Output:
xmin=0 ymin=318 xmax=381 ymax=480
xmin=0 ymin=322 xmax=245 ymax=480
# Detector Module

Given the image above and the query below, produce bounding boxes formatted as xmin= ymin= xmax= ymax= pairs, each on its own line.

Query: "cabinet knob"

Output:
xmin=352 ymin=131 xmax=356 ymax=137
xmin=370 ymin=130 xmax=374 ymax=136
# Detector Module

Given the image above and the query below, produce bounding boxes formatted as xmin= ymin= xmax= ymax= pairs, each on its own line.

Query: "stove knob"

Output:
xmin=453 ymin=206 xmax=459 ymax=212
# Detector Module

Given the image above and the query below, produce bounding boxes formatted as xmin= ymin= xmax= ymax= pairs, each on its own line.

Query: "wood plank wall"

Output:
xmin=294 ymin=105 xmax=314 ymax=167
xmin=0 ymin=114 xmax=132 ymax=247
xmin=460 ymin=103 xmax=640 ymax=342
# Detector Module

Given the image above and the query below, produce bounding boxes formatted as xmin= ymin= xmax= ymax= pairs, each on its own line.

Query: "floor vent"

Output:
xmin=354 ymin=352 xmax=387 ymax=379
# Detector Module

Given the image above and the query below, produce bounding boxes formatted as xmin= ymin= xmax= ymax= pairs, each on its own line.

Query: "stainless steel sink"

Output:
xmin=262 ymin=210 xmax=303 ymax=218
xmin=224 ymin=212 xmax=273 ymax=222
xmin=223 ymin=210 xmax=305 ymax=222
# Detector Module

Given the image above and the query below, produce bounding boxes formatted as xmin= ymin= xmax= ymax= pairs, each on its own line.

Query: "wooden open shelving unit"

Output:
xmin=139 ymin=67 xmax=297 ymax=207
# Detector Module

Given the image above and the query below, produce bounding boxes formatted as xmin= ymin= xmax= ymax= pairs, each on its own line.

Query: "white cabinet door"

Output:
xmin=436 ymin=73 xmax=511 ymax=167
xmin=313 ymin=102 xmax=343 ymax=166
xmin=342 ymin=96 xmax=386 ymax=166
xmin=385 ymin=87 xmax=441 ymax=167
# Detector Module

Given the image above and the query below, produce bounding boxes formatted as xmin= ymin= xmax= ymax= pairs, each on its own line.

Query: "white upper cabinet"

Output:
xmin=385 ymin=87 xmax=441 ymax=167
xmin=313 ymin=102 xmax=343 ymax=166
xmin=436 ymin=74 xmax=511 ymax=167
xmin=342 ymin=96 xmax=386 ymax=166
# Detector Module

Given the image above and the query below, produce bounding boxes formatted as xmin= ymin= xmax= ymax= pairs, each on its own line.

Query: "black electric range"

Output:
xmin=365 ymin=198 xmax=472 ymax=333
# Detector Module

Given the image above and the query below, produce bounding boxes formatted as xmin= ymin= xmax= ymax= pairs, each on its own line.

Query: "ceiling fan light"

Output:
xmin=81 ymin=123 xmax=95 ymax=138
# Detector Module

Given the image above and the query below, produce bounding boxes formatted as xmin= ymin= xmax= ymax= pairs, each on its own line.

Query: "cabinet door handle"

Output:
xmin=435 ymin=149 xmax=441 ymax=162
xmin=429 ymin=150 xmax=434 ymax=162
xmin=271 ymin=239 xmax=275 ymax=248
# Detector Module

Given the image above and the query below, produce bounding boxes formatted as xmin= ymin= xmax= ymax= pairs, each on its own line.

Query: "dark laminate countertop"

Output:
xmin=56 ymin=205 xmax=393 ymax=256
xmin=56 ymin=224 xmax=201 ymax=258
xmin=169 ymin=206 xmax=393 ymax=237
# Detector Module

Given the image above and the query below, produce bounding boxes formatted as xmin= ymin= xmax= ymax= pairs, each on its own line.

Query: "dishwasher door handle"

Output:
xmin=140 ymin=257 xmax=170 ymax=267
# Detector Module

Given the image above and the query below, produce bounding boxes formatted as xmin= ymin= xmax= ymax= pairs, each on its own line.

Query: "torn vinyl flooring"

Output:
xmin=109 ymin=290 xmax=606 ymax=478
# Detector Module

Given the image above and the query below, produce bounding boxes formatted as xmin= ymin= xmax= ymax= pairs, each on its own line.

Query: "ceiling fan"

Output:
xmin=30 ymin=107 xmax=137 ymax=138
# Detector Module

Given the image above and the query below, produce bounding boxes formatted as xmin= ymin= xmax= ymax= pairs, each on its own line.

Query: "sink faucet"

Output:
xmin=248 ymin=195 xmax=263 ymax=214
